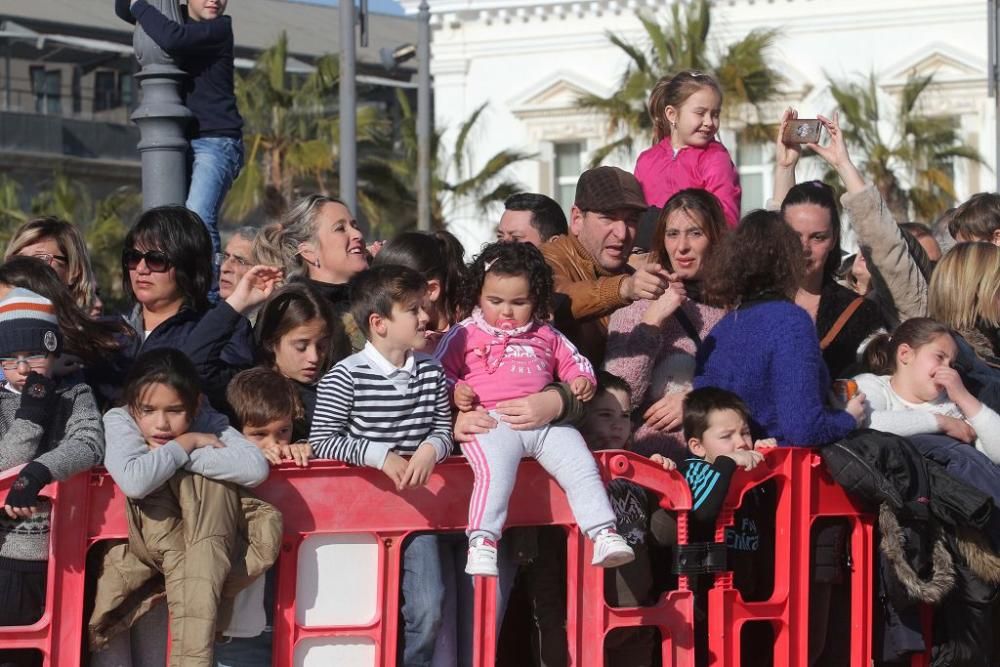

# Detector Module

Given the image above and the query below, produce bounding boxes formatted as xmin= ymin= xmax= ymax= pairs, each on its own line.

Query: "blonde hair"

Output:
xmin=648 ymin=70 xmax=723 ymax=144
xmin=4 ymin=217 xmax=99 ymax=313
xmin=251 ymin=195 xmax=347 ymax=278
xmin=928 ymin=242 xmax=1000 ymax=330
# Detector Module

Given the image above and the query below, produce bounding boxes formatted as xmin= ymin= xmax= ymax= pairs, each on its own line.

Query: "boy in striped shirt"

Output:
xmin=308 ymin=265 xmax=453 ymax=666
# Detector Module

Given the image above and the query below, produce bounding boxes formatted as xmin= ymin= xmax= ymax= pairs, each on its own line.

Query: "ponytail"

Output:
xmin=860 ymin=317 xmax=953 ymax=375
xmin=372 ymin=230 xmax=468 ymax=324
xmin=861 ymin=332 xmax=895 ymax=375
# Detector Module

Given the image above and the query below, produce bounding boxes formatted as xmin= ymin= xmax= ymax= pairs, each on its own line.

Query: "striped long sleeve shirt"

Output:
xmin=309 ymin=343 xmax=453 ymax=468
xmin=680 ymin=456 xmax=737 ymax=529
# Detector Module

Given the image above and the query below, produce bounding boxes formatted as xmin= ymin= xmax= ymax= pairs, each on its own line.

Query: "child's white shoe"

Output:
xmin=591 ymin=529 xmax=635 ymax=568
xmin=465 ymin=537 xmax=499 ymax=577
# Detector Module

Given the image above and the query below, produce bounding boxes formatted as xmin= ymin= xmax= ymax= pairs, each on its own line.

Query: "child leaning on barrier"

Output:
xmin=210 ymin=367 xmax=309 ymax=667
xmin=115 ymin=0 xmax=244 ymax=286
xmin=92 ymin=349 xmax=279 ymax=667
xmin=307 ymin=264 xmax=454 ymax=667
xmin=678 ymin=387 xmax=774 ymax=667
xmin=435 ymin=241 xmax=635 ymax=577
xmin=0 ymin=289 xmax=104 ymax=667
xmin=577 ymin=371 xmax=676 ymax=667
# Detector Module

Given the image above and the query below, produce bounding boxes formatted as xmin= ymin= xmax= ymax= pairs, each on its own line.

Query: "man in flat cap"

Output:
xmin=542 ymin=166 xmax=669 ymax=367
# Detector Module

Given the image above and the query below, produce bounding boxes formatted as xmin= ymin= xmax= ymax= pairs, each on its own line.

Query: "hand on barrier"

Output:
xmin=454 ymin=382 xmax=478 ymax=412
xmin=262 ymin=442 xmax=313 ymax=467
xmin=721 ymin=449 xmax=764 ymax=471
xmin=936 ymin=414 xmax=977 ymax=444
xmin=174 ymin=432 xmax=226 ymax=453
xmin=754 ymin=438 xmax=778 ymax=450
xmin=649 ymin=453 xmax=678 ymax=471
xmin=3 ymin=461 xmax=51 ymax=519
xmin=570 ymin=377 xmax=595 ymax=402
xmin=643 ymin=391 xmax=686 ymax=432
xmin=453 ymin=408 xmax=497 ymax=442
xmin=400 ymin=443 xmax=438 ymax=489
xmin=381 ymin=451 xmax=409 ymax=490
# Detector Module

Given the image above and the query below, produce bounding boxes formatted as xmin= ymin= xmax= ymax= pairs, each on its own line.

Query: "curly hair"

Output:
xmin=702 ymin=209 xmax=805 ymax=309
xmin=459 ymin=241 xmax=553 ymax=321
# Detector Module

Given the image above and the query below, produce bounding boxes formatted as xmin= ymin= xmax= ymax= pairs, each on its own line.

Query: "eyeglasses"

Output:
xmin=29 ymin=252 xmax=68 ymax=265
xmin=214 ymin=252 xmax=252 ymax=268
xmin=0 ymin=354 xmax=48 ymax=372
xmin=124 ymin=249 xmax=173 ymax=272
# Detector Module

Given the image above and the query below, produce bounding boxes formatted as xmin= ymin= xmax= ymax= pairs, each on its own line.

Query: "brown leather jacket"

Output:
xmin=542 ymin=234 xmax=631 ymax=367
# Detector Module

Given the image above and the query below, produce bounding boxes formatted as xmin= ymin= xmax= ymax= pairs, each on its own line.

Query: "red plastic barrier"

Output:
xmin=706 ymin=448 xmax=876 ymax=667
xmin=0 ymin=452 xmax=698 ymax=666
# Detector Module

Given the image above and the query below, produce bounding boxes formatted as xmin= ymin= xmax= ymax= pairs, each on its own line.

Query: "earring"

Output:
xmin=314 ymin=258 xmax=321 ymax=268
xmin=671 ymin=120 xmax=677 ymax=129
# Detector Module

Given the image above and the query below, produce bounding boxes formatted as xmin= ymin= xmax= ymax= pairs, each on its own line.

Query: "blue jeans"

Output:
xmin=401 ymin=534 xmax=448 ymax=667
xmin=187 ymin=136 xmax=244 ymax=299
xmin=213 ymin=631 xmax=272 ymax=667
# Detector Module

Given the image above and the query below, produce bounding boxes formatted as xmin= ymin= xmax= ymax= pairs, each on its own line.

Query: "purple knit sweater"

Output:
xmin=693 ymin=299 xmax=856 ymax=446
xmin=605 ymin=298 xmax=726 ymax=458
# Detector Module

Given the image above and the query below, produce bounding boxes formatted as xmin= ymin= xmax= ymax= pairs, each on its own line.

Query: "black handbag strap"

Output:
xmin=673 ymin=308 xmax=702 ymax=352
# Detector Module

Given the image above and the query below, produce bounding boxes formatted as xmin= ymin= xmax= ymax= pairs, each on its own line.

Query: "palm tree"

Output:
xmin=223 ymin=32 xmax=387 ymax=223
xmin=0 ymin=175 xmax=27 ymax=249
xmin=579 ymin=0 xmax=783 ymax=164
xmin=827 ymin=73 xmax=985 ymax=221
xmin=385 ymin=91 xmax=534 ymax=230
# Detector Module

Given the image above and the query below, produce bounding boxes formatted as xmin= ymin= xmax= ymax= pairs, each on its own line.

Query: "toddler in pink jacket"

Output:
xmin=634 ymin=71 xmax=742 ymax=227
xmin=435 ymin=242 xmax=635 ymax=577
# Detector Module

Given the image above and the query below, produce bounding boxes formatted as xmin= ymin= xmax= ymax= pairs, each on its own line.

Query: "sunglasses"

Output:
xmin=124 ymin=249 xmax=173 ymax=272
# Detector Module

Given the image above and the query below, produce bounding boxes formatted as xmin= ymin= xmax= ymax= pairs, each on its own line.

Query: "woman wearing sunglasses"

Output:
xmin=85 ymin=206 xmax=281 ymax=411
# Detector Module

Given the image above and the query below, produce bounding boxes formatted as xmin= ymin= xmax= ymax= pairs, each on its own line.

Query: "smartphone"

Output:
xmin=782 ymin=119 xmax=822 ymax=144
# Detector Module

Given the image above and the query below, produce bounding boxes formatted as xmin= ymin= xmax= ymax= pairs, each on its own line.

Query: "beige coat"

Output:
xmin=88 ymin=471 xmax=282 ymax=666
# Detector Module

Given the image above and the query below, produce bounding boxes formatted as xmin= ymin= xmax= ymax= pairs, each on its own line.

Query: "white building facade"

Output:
xmin=400 ymin=0 xmax=992 ymax=252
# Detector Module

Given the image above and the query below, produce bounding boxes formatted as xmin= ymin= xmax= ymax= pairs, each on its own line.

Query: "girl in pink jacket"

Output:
xmin=634 ymin=71 xmax=742 ymax=227
xmin=435 ymin=242 xmax=635 ymax=577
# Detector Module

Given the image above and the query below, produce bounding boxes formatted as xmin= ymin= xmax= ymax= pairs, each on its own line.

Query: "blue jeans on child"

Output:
xmin=187 ymin=136 xmax=244 ymax=299
xmin=402 ymin=532 xmax=517 ymax=667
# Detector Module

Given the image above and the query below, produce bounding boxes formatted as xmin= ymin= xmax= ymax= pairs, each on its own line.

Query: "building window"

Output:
xmin=94 ymin=71 xmax=119 ymax=112
xmin=735 ymin=141 xmax=770 ymax=213
xmin=120 ymin=73 xmax=135 ymax=109
xmin=554 ymin=141 xmax=584 ymax=212
xmin=30 ymin=66 xmax=62 ymax=115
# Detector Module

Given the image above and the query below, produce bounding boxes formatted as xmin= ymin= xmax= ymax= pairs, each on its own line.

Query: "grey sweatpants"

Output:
xmin=463 ymin=417 xmax=617 ymax=543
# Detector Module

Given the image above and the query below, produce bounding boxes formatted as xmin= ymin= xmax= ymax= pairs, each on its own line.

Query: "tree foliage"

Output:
xmin=827 ymin=72 xmax=985 ymax=221
xmin=579 ymin=0 xmax=783 ymax=162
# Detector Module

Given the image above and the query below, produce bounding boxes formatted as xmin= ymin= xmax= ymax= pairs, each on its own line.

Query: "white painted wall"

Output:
xmin=401 ymin=0 xmax=992 ymax=252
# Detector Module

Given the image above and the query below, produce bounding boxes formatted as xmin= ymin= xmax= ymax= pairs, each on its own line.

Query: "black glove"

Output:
xmin=14 ymin=372 xmax=58 ymax=425
xmin=5 ymin=462 xmax=52 ymax=510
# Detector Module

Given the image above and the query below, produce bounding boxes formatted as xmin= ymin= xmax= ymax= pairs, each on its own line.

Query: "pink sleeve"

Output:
xmin=701 ymin=145 xmax=742 ymax=228
xmin=432 ymin=324 xmax=470 ymax=388
xmin=547 ymin=325 xmax=596 ymax=385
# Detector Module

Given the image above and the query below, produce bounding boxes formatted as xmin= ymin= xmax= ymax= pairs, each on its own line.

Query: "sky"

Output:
xmin=300 ymin=0 xmax=405 ymax=15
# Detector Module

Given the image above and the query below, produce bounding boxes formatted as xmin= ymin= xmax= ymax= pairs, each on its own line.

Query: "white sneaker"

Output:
xmin=591 ymin=529 xmax=635 ymax=568
xmin=465 ymin=538 xmax=499 ymax=577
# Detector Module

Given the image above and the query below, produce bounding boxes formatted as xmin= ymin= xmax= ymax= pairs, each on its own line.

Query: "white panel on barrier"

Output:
xmin=296 ymin=533 xmax=380 ymax=626
xmin=294 ymin=637 xmax=377 ymax=667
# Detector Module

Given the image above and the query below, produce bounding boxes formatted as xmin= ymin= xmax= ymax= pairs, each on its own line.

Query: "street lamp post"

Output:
xmin=340 ymin=0 xmax=358 ymax=215
xmin=417 ymin=0 xmax=432 ymax=231
xmin=130 ymin=0 xmax=192 ymax=210
xmin=990 ymin=0 xmax=1000 ymax=192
